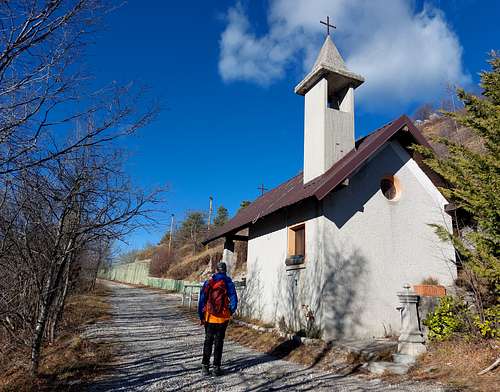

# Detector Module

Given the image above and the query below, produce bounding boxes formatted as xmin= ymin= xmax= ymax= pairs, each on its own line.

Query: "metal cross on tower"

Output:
xmin=257 ymin=183 xmax=268 ymax=196
xmin=320 ymin=16 xmax=336 ymax=36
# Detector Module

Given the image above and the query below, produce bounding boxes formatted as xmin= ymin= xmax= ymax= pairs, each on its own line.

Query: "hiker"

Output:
xmin=198 ymin=261 xmax=238 ymax=376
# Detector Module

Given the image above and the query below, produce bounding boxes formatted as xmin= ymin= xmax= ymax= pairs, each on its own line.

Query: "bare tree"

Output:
xmin=0 ymin=0 xmax=157 ymax=175
xmin=412 ymin=102 xmax=435 ymax=122
xmin=0 ymin=0 xmax=164 ymax=376
xmin=1 ymin=135 xmax=163 ymax=374
xmin=149 ymin=244 xmax=176 ymax=277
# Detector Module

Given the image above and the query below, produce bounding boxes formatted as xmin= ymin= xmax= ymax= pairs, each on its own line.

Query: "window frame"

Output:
xmin=287 ymin=222 xmax=306 ymax=259
xmin=380 ymin=175 xmax=402 ymax=201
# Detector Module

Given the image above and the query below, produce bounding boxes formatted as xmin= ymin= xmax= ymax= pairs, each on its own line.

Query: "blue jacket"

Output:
xmin=198 ymin=272 xmax=238 ymax=320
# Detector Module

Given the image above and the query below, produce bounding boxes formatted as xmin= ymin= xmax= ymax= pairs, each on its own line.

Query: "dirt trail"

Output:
xmin=85 ymin=281 xmax=444 ymax=391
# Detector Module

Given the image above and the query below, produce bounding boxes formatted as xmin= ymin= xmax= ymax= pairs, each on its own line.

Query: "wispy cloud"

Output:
xmin=218 ymin=0 xmax=469 ymax=111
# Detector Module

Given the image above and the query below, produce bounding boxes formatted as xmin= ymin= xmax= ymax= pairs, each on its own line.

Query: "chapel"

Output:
xmin=203 ymin=31 xmax=456 ymax=339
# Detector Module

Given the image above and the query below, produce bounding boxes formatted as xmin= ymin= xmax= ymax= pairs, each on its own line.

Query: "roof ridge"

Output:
xmin=202 ymin=115 xmax=431 ymax=245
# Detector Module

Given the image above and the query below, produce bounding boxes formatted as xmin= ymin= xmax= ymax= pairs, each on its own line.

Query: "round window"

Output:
xmin=380 ymin=176 xmax=401 ymax=201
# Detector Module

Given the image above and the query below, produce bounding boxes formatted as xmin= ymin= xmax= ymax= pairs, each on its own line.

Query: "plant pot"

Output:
xmin=413 ymin=284 xmax=446 ymax=297
xmin=285 ymin=255 xmax=304 ymax=266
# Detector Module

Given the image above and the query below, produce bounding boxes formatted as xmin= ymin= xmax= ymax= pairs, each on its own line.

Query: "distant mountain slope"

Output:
xmin=415 ymin=113 xmax=484 ymax=156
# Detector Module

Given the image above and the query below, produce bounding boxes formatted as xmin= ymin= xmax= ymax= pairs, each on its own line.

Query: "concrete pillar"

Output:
xmin=303 ymin=78 xmax=328 ymax=183
xmin=339 ymin=86 xmax=354 ymax=113
xmin=397 ymin=284 xmax=426 ymax=356
xmin=222 ymin=237 xmax=235 ymax=277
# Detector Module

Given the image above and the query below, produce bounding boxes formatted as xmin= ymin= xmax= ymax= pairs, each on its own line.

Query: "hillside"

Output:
xmin=416 ymin=112 xmax=484 ymax=156
xmin=144 ymin=239 xmax=248 ymax=282
xmin=165 ymin=244 xmax=224 ymax=281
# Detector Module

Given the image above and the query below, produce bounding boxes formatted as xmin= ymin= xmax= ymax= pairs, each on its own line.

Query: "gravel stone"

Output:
xmin=85 ymin=281 xmax=445 ymax=391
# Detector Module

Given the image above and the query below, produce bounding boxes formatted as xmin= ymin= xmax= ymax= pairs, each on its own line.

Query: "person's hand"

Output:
xmin=200 ymin=319 xmax=205 ymax=326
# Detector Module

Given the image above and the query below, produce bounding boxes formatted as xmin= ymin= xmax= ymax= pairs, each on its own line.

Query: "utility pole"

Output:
xmin=207 ymin=196 xmax=213 ymax=231
xmin=168 ymin=214 xmax=175 ymax=254
xmin=206 ymin=196 xmax=213 ymax=252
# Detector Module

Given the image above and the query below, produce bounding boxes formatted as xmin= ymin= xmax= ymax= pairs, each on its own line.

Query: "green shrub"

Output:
xmin=421 ymin=276 xmax=439 ymax=285
xmin=424 ymin=296 xmax=468 ymax=341
xmin=473 ymin=305 xmax=500 ymax=339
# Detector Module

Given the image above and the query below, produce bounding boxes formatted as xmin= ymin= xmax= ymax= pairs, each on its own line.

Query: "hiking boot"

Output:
xmin=201 ymin=364 xmax=210 ymax=376
xmin=213 ymin=366 xmax=224 ymax=377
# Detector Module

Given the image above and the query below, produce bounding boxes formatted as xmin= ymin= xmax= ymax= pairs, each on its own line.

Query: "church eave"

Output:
xmin=202 ymin=115 xmax=436 ymax=246
xmin=294 ymin=65 xmax=365 ymax=96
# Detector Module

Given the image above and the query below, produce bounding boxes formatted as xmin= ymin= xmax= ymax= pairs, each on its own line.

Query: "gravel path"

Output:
xmin=86 ymin=280 xmax=444 ymax=392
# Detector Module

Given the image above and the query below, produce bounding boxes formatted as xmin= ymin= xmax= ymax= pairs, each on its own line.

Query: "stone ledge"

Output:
xmin=366 ymin=361 xmax=411 ymax=375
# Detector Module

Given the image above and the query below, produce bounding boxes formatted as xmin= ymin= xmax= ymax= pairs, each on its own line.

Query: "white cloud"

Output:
xmin=218 ymin=0 xmax=469 ymax=111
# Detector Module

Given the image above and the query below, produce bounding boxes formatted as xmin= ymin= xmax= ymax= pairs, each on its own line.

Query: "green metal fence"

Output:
xmin=98 ymin=260 xmax=198 ymax=293
xmin=147 ymin=276 xmax=196 ymax=292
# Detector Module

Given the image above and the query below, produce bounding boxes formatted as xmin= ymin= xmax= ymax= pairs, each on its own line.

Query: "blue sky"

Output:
xmin=87 ymin=1 xmax=499 ymax=251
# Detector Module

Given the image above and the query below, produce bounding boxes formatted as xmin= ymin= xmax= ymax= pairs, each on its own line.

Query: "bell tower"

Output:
xmin=295 ymin=24 xmax=364 ymax=184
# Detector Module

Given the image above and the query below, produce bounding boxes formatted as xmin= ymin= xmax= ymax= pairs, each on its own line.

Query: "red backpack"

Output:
xmin=205 ymin=278 xmax=229 ymax=318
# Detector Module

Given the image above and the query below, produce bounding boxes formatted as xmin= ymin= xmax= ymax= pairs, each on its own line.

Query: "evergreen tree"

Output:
xmin=177 ymin=211 xmax=206 ymax=254
xmin=213 ymin=205 xmax=229 ymax=227
xmin=414 ymin=52 xmax=500 ymax=318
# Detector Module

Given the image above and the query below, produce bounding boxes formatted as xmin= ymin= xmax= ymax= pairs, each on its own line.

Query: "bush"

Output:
xmin=149 ymin=245 xmax=175 ymax=277
xmin=421 ymin=276 xmax=439 ymax=285
xmin=424 ymin=296 xmax=468 ymax=341
xmin=473 ymin=305 xmax=500 ymax=339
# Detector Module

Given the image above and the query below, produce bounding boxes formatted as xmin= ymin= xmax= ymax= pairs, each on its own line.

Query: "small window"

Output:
xmin=288 ymin=224 xmax=305 ymax=257
xmin=294 ymin=226 xmax=305 ymax=256
xmin=380 ymin=175 xmax=401 ymax=201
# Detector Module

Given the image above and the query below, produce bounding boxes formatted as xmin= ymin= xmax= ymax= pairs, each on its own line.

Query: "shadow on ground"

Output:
xmin=84 ymin=281 xmax=444 ymax=392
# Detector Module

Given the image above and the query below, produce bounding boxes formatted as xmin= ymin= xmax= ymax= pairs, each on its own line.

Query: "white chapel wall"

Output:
xmin=320 ymin=141 xmax=456 ymax=340
xmin=245 ymin=212 xmax=288 ymax=323
xmin=244 ymin=201 xmax=325 ymax=329
xmin=243 ymin=141 xmax=456 ymax=340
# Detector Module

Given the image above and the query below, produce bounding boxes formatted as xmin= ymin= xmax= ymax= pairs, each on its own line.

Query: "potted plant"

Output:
xmin=285 ymin=255 xmax=304 ymax=266
xmin=413 ymin=277 xmax=446 ymax=297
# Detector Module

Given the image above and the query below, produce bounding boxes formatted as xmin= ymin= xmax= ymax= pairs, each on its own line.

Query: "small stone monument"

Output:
xmin=366 ymin=283 xmax=427 ymax=375
xmin=396 ymin=283 xmax=426 ymax=357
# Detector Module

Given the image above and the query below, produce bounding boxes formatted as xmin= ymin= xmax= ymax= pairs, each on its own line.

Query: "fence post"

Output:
xmin=188 ymin=286 xmax=193 ymax=309
xmin=182 ymin=286 xmax=186 ymax=306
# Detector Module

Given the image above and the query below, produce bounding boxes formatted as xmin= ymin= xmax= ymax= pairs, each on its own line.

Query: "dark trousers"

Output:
xmin=202 ymin=321 xmax=228 ymax=367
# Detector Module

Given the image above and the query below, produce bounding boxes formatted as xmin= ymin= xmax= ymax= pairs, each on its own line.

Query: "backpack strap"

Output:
xmin=202 ymin=278 xmax=213 ymax=322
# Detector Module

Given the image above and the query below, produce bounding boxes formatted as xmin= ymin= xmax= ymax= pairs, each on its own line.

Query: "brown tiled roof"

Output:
xmin=203 ymin=115 xmax=431 ymax=244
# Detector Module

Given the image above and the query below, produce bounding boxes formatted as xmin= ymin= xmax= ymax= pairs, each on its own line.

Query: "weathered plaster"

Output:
xmin=304 ymin=78 xmax=328 ymax=183
xmin=321 ymin=141 xmax=456 ymax=339
xmin=303 ymin=79 xmax=355 ymax=183
xmin=244 ymin=140 xmax=456 ymax=340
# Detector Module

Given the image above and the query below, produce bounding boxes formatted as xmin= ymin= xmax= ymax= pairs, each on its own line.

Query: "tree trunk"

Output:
xmin=30 ymin=248 xmax=73 ymax=375
xmin=31 ymin=273 xmax=54 ymax=376
xmin=90 ymin=255 xmax=103 ymax=291
xmin=48 ymin=261 xmax=71 ymax=343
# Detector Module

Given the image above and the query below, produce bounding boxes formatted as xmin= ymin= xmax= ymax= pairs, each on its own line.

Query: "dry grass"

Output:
xmin=226 ymin=323 xmax=356 ymax=372
xmin=409 ymin=339 xmax=499 ymax=392
xmin=229 ymin=321 xmax=500 ymax=390
xmin=166 ymin=245 xmax=223 ymax=281
xmin=418 ymin=115 xmax=485 ymax=157
xmin=0 ymin=283 xmax=113 ymax=392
